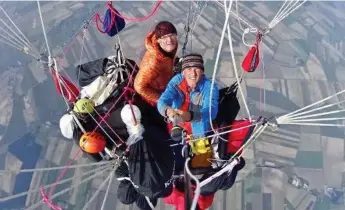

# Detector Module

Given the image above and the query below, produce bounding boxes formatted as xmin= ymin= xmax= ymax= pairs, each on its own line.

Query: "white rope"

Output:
xmin=277 ymin=122 xmax=345 ymax=127
xmin=281 ymin=99 xmax=345 ymax=119
xmin=184 ymin=157 xmax=201 ymax=210
xmin=0 ymin=5 xmax=40 ymax=55
xmin=82 ymin=169 xmax=115 ymax=210
xmin=190 ymin=0 xmax=209 ymax=47
xmin=189 ymin=121 xmax=258 ymax=143
xmin=227 ymin=123 xmax=267 ymax=163
xmin=268 ymin=0 xmax=307 ymax=30
xmin=200 ymin=158 xmax=239 ymax=187
xmin=25 ymin=166 xmax=111 ymax=210
xmin=208 ymin=0 xmax=234 ymax=141
xmin=285 ymin=117 xmax=345 ymax=123
xmin=0 ymin=164 xmax=111 ymax=202
xmin=190 ymin=124 xmax=267 ymax=210
xmin=214 ymin=0 xmax=254 ymax=29
xmin=0 ymin=23 xmax=28 ymax=49
xmin=144 ymin=197 xmax=155 ymax=210
xmin=37 ymin=0 xmax=52 ymax=58
xmin=76 ymin=29 xmax=87 ymax=82
xmin=288 ymin=109 xmax=345 ymax=121
xmin=100 ymin=170 xmax=115 ymax=210
xmin=0 ymin=34 xmax=27 ymax=53
xmin=0 ymin=160 xmax=113 ymax=173
xmin=223 ymin=0 xmax=252 ymax=121
xmin=0 ymin=19 xmax=38 ymax=56
xmin=277 ymin=89 xmax=345 ymax=121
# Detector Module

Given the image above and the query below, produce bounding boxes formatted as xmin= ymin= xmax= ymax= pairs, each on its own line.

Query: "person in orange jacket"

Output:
xmin=134 ymin=21 xmax=178 ymax=106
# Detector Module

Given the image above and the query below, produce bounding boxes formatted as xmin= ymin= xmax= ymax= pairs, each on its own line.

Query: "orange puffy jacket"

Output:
xmin=134 ymin=31 xmax=177 ymax=106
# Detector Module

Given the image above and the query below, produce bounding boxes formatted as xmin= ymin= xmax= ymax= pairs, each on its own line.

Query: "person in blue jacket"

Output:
xmin=157 ymin=53 xmax=219 ymax=140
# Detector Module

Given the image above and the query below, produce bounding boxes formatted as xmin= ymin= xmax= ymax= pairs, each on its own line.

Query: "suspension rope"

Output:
xmin=37 ymin=0 xmax=52 ymax=58
xmin=81 ymin=169 xmax=115 ymax=210
xmin=100 ymin=170 xmax=115 ymax=210
xmin=0 ymin=5 xmax=40 ymax=54
xmin=268 ymin=0 xmax=307 ymax=30
xmin=224 ymin=0 xmax=252 ymax=120
xmin=185 ymin=158 xmax=201 ymax=210
xmin=0 ymin=160 xmax=113 ymax=173
xmin=181 ymin=1 xmax=192 ymax=57
xmin=27 ymin=166 xmax=111 ymax=210
xmin=208 ymin=0 xmax=234 ymax=142
xmin=277 ymin=89 xmax=345 ymax=122
xmin=0 ymin=164 xmax=111 ymax=202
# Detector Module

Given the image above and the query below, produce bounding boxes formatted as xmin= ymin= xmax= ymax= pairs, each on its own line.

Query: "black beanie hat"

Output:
xmin=182 ymin=53 xmax=204 ymax=71
xmin=154 ymin=21 xmax=177 ymax=39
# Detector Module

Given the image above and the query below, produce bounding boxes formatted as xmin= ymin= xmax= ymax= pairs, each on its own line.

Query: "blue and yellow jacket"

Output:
xmin=157 ymin=74 xmax=219 ymax=138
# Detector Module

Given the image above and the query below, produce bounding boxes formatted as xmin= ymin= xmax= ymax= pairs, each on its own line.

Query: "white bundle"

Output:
xmin=120 ymin=104 xmax=145 ymax=146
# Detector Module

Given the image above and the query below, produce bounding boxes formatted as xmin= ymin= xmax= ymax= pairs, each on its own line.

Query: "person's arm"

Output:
xmin=191 ymin=80 xmax=219 ymax=122
xmin=189 ymin=80 xmax=219 ymax=137
xmin=134 ymin=59 xmax=162 ymax=104
xmin=157 ymin=75 xmax=180 ymax=117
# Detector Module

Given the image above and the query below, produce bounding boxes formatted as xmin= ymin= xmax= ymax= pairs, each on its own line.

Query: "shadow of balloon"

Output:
xmin=246 ymin=86 xmax=300 ymax=113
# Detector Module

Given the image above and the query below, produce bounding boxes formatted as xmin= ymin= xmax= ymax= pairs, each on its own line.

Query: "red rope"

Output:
xmin=123 ymin=87 xmax=138 ymax=126
xmin=106 ymin=1 xmax=163 ymax=22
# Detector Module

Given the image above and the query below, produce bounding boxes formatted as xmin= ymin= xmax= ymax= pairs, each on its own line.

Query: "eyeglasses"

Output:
xmin=159 ymin=33 xmax=177 ymax=41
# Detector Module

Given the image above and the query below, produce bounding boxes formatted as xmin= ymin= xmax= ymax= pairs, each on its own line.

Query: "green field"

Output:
xmin=294 ymin=151 xmax=323 ymax=169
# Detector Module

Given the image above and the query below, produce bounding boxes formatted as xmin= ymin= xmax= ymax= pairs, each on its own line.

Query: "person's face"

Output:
xmin=157 ymin=33 xmax=177 ymax=52
xmin=182 ymin=67 xmax=203 ymax=88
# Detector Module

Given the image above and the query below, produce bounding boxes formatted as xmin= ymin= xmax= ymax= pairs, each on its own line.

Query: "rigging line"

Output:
xmin=190 ymin=0 xmax=209 ymax=50
xmin=184 ymin=158 xmax=201 ymax=210
xmin=285 ymin=109 xmax=345 ymax=121
xmin=0 ymin=36 xmax=35 ymax=57
xmin=269 ymin=0 xmax=289 ymax=28
xmin=0 ymin=165 xmax=111 ymax=202
xmin=208 ymin=0 xmax=234 ymax=142
xmin=278 ymin=88 xmax=345 ymax=120
xmin=214 ymin=0 xmax=254 ymax=29
xmin=0 ymin=18 xmax=39 ymax=56
xmin=235 ymin=0 xmax=246 ymax=31
xmin=51 ymin=59 xmax=72 ymax=109
xmin=82 ymin=169 xmax=115 ymax=210
xmin=189 ymin=121 xmax=259 ymax=143
xmin=284 ymin=117 xmax=345 ymax=123
xmin=28 ymin=166 xmax=111 ymax=210
xmin=100 ymin=170 xmax=115 ymax=210
xmin=269 ymin=0 xmax=303 ymax=28
xmin=277 ymin=122 xmax=345 ymax=127
xmin=76 ymin=28 xmax=87 ymax=83
xmin=182 ymin=1 xmax=192 ymax=57
xmin=0 ymin=160 xmax=113 ymax=173
xmin=268 ymin=0 xmax=306 ymax=29
xmin=283 ymin=99 xmax=345 ymax=119
xmin=37 ymin=0 xmax=52 ymax=58
xmin=0 ymin=25 xmax=31 ymax=51
xmin=228 ymin=123 xmax=267 ymax=163
xmin=224 ymin=0 xmax=252 ymax=121
xmin=0 ymin=5 xmax=40 ymax=55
